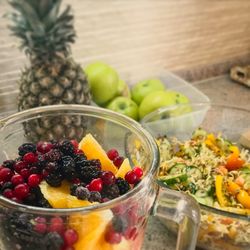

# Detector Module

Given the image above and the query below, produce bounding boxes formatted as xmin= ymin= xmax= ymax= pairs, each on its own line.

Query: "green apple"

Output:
xmin=85 ymin=61 xmax=109 ymax=86
xmin=165 ymin=90 xmax=191 ymax=116
xmin=131 ymin=79 xmax=165 ymax=105
xmin=117 ymin=79 xmax=131 ymax=98
xmin=107 ymin=96 xmax=139 ymax=120
xmin=165 ymin=90 xmax=190 ymax=105
xmin=85 ymin=62 xmax=119 ymax=106
xmin=139 ymin=90 xmax=176 ymax=120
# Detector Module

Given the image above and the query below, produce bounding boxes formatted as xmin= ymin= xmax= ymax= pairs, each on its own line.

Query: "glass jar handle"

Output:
xmin=153 ymin=186 xmax=200 ymax=250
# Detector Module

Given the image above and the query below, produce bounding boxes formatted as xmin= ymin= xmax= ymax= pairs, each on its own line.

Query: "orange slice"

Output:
xmin=40 ymin=180 xmax=70 ymax=208
xmin=71 ymin=209 xmax=113 ymax=250
xmin=115 ymin=158 xmax=132 ymax=179
xmin=79 ymin=133 xmax=117 ymax=174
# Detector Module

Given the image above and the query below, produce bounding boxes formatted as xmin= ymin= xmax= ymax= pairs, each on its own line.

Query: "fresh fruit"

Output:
xmin=85 ymin=61 xmax=109 ymax=82
xmin=131 ymin=79 xmax=165 ymax=105
xmin=40 ymin=180 xmax=70 ymax=208
xmin=113 ymin=156 xmax=125 ymax=168
xmin=106 ymin=97 xmax=139 ymax=120
xmin=125 ymin=171 xmax=139 ymax=184
xmin=79 ymin=134 xmax=118 ymax=174
xmin=107 ymin=149 xmax=119 ymax=161
xmin=87 ymin=64 xmax=119 ymax=106
xmin=115 ymin=159 xmax=132 ymax=179
xmin=101 ymin=171 xmax=116 ymax=185
xmin=133 ymin=167 xmax=143 ymax=178
xmin=7 ymin=0 xmax=91 ymax=141
xmin=138 ymin=90 xmax=177 ymax=120
xmin=88 ymin=178 xmax=103 ymax=192
xmin=116 ymin=178 xmax=131 ymax=195
xmin=117 ymin=79 xmax=131 ymax=98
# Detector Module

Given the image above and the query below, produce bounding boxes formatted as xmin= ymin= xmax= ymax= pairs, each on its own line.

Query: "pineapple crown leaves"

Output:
xmin=6 ymin=0 xmax=76 ymax=57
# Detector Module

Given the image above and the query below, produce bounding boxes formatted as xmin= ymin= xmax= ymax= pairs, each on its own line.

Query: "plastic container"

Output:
xmin=145 ymin=71 xmax=210 ymax=104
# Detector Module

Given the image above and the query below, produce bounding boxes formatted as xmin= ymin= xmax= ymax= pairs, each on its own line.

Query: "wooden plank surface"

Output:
xmin=0 ymin=0 xmax=250 ymax=114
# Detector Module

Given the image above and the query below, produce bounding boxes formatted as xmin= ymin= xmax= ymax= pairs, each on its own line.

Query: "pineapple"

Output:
xmin=7 ymin=0 xmax=91 ymax=140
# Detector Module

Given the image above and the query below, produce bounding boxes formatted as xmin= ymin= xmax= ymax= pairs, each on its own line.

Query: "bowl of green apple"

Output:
xmin=84 ymin=61 xmax=209 ymax=122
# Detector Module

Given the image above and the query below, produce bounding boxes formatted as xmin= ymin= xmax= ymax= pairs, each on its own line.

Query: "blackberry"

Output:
xmin=89 ymin=191 xmax=102 ymax=202
xmin=0 ymin=181 xmax=13 ymax=192
xmin=18 ymin=143 xmax=36 ymax=156
xmin=45 ymin=173 xmax=63 ymax=187
xmin=89 ymin=159 xmax=101 ymax=169
xmin=45 ymin=232 xmax=64 ymax=250
xmin=70 ymin=183 xmax=79 ymax=195
xmin=2 ymin=160 xmax=16 ymax=170
xmin=50 ymin=139 xmax=60 ymax=149
xmin=75 ymin=186 xmax=90 ymax=200
xmin=45 ymin=161 xmax=59 ymax=173
xmin=27 ymin=187 xmax=52 ymax=208
xmin=38 ymin=198 xmax=53 ymax=208
xmin=74 ymin=154 xmax=87 ymax=169
xmin=59 ymin=140 xmax=75 ymax=156
xmin=61 ymin=156 xmax=76 ymax=180
xmin=37 ymin=154 xmax=47 ymax=169
xmin=45 ymin=149 xmax=62 ymax=162
xmin=79 ymin=166 xmax=101 ymax=183
xmin=116 ymin=177 xmax=130 ymax=195
xmin=101 ymin=184 xmax=120 ymax=200
xmin=112 ymin=215 xmax=128 ymax=233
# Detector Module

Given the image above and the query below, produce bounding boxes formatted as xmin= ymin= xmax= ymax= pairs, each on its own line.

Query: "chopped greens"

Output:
xmin=157 ymin=128 xmax=250 ymax=249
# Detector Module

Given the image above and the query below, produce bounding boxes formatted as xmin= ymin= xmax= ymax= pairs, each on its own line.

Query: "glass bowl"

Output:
xmin=0 ymin=104 xmax=200 ymax=250
xmin=141 ymin=103 xmax=250 ymax=250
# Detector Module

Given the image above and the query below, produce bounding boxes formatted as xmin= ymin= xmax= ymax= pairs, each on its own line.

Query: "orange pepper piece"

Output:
xmin=237 ymin=190 xmax=250 ymax=209
xmin=227 ymin=181 xmax=241 ymax=195
xmin=225 ymin=146 xmax=244 ymax=171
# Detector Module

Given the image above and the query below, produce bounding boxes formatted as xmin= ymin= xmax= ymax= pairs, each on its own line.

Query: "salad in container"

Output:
xmin=141 ymin=103 xmax=250 ymax=250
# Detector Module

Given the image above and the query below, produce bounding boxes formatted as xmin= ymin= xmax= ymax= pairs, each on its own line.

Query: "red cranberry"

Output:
xmin=88 ymin=178 xmax=103 ymax=192
xmin=127 ymin=208 xmax=138 ymax=226
xmin=63 ymin=229 xmax=78 ymax=246
xmin=74 ymin=149 xmax=83 ymax=154
xmin=0 ymin=165 xmax=4 ymax=171
xmin=101 ymin=171 xmax=115 ymax=185
xmin=113 ymin=156 xmax=124 ymax=168
xmin=20 ymin=168 xmax=31 ymax=179
xmin=28 ymin=174 xmax=41 ymax=187
xmin=3 ymin=188 xmax=14 ymax=199
xmin=105 ymin=226 xmax=122 ymax=244
xmin=14 ymin=161 xmax=27 ymax=173
xmin=35 ymin=217 xmax=47 ymax=224
xmin=14 ymin=183 xmax=30 ymax=199
xmin=125 ymin=170 xmax=139 ymax=184
xmin=11 ymin=174 xmax=24 ymax=186
xmin=107 ymin=149 xmax=119 ymax=161
xmin=37 ymin=141 xmax=53 ymax=154
xmin=23 ymin=152 xmax=37 ymax=164
xmin=111 ymin=204 xmax=127 ymax=215
xmin=133 ymin=167 xmax=143 ymax=178
xmin=70 ymin=140 xmax=79 ymax=149
xmin=0 ymin=168 xmax=13 ymax=182
xmin=123 ymin=227 xmax=137 ymax=240
xmin=48 ymin=217 xmax=64 ymax=234
xmin=34 ymin=223 xmax=47 ymax=234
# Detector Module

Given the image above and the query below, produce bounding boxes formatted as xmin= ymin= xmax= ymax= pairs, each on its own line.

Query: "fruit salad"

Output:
xmin=157 ymin=128 xmax=250 ymax=250
xmin=0 ymin=134 xmax=145 ymax=250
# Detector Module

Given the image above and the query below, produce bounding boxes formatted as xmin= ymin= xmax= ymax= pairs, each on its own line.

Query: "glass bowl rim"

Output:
xmin=142 ymin=102 xmax=250 ymax=221
xmin=0 ymin=104 xmax=159 ymax=215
